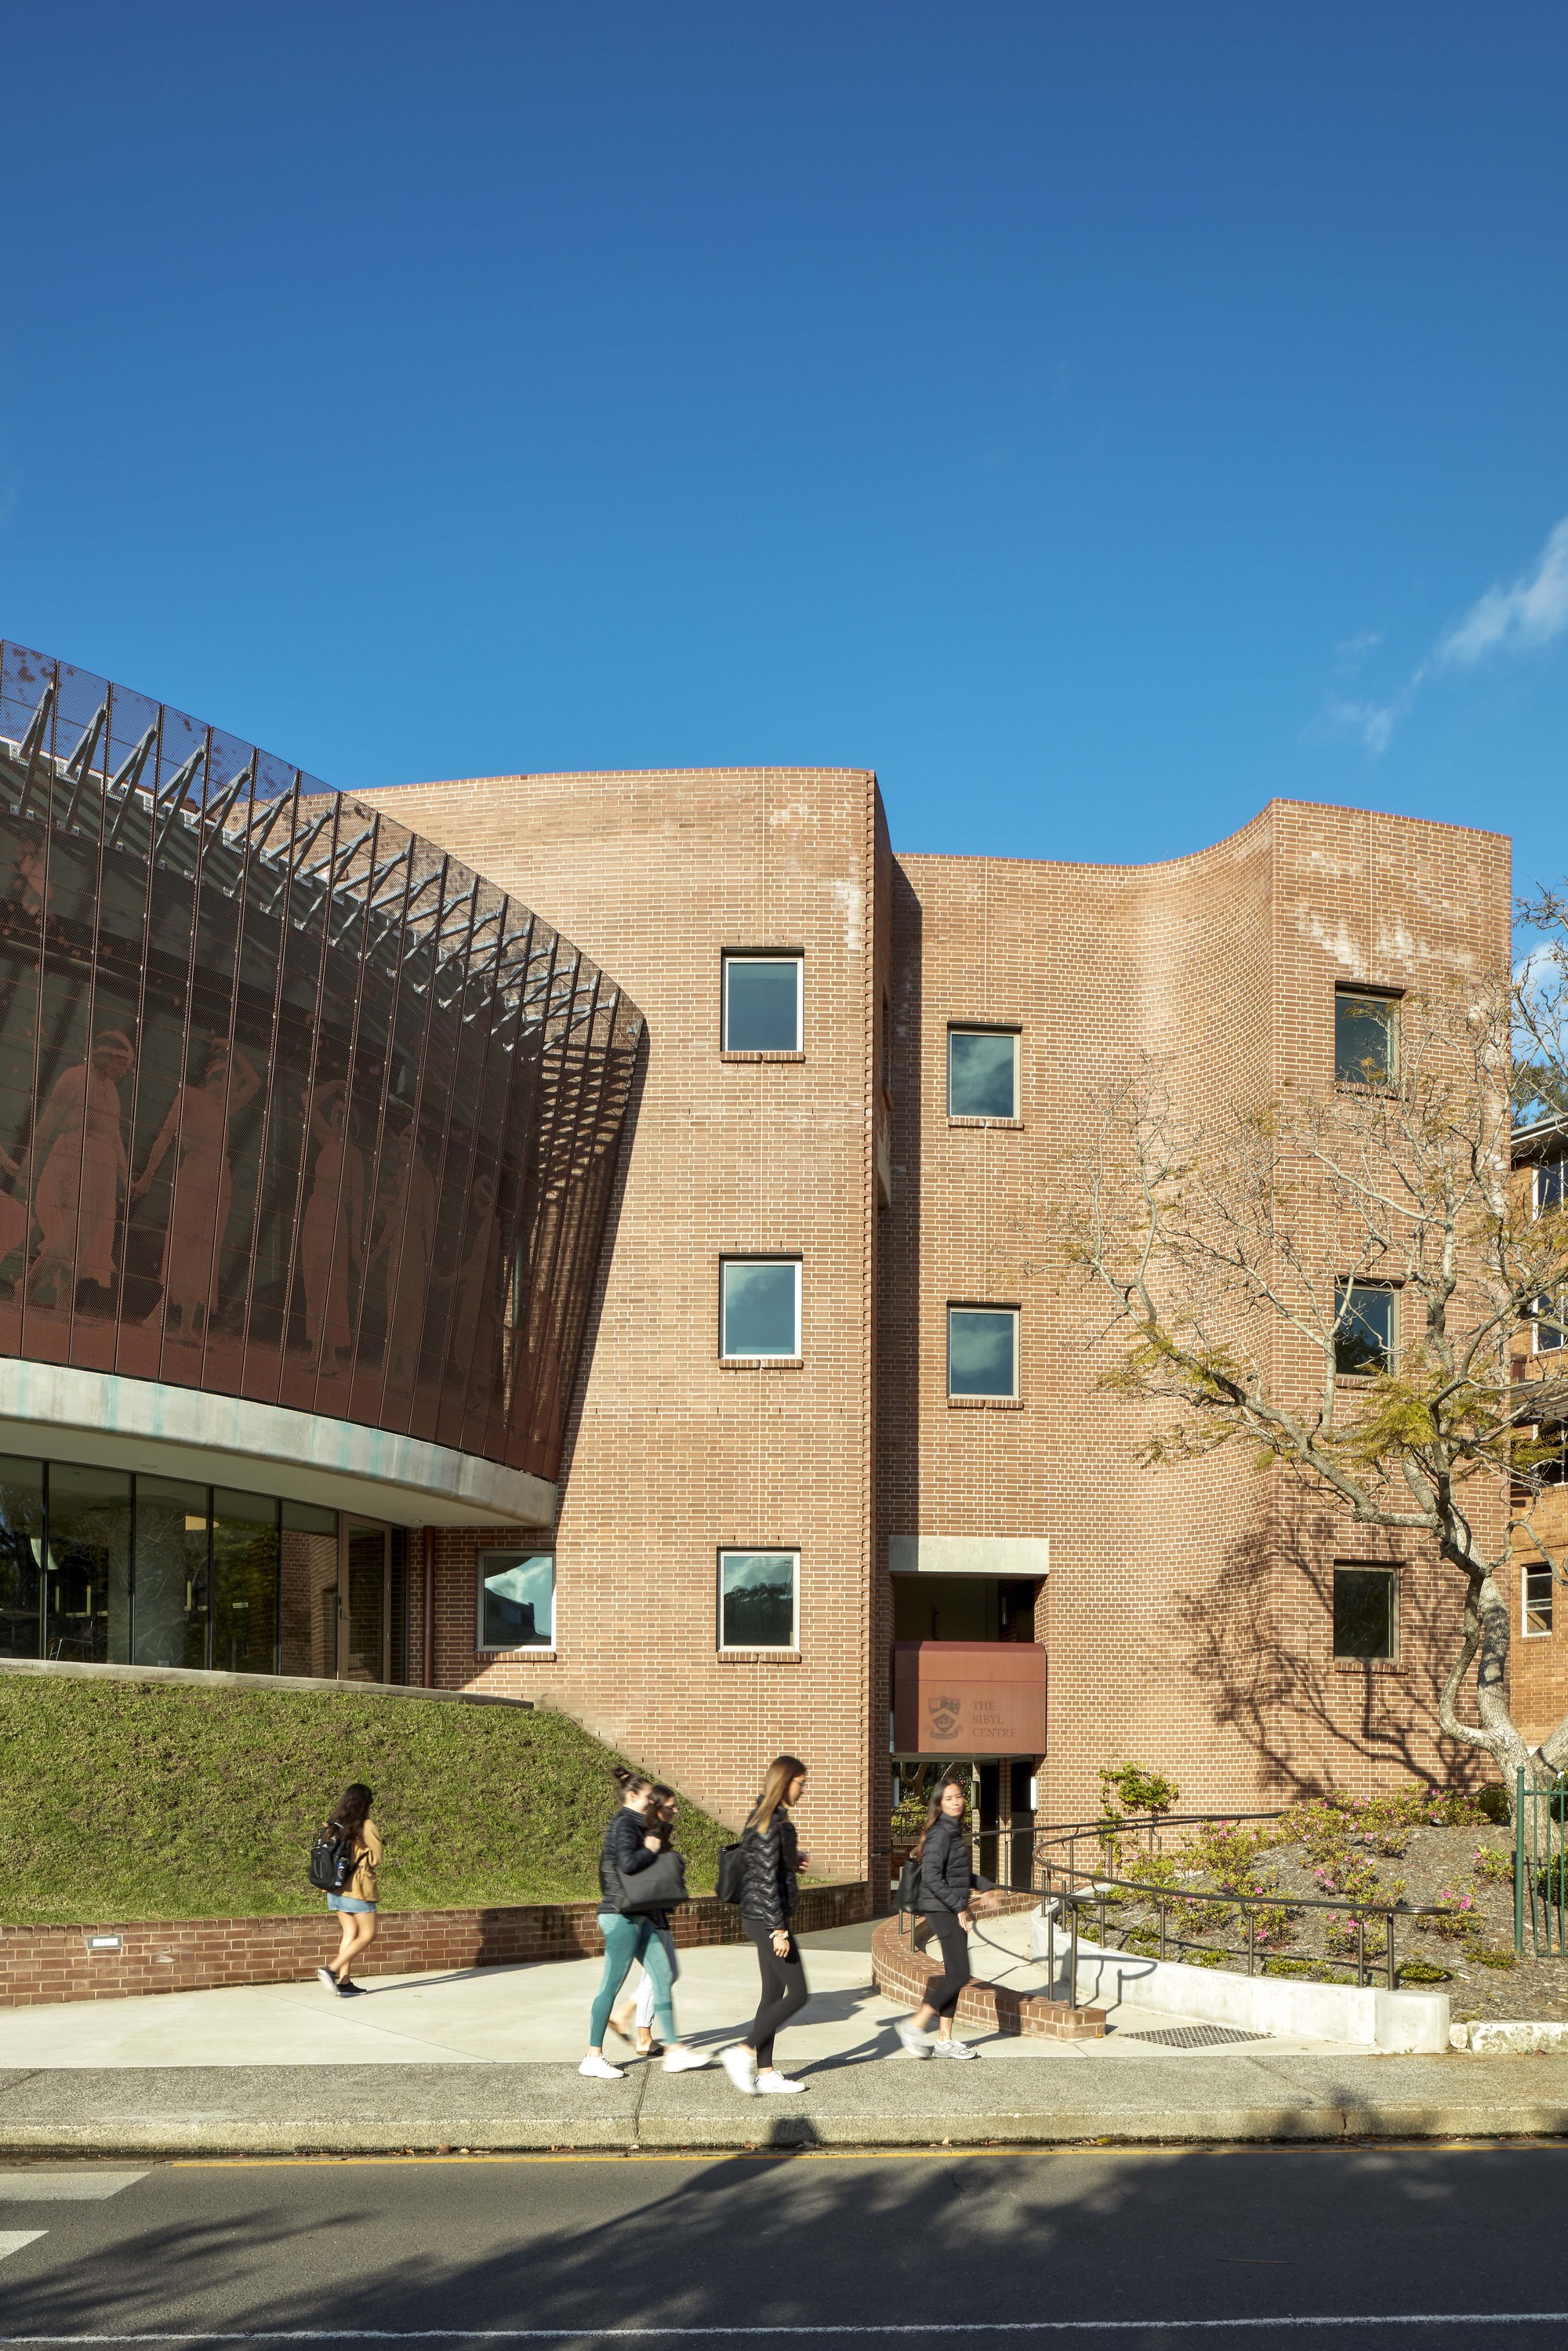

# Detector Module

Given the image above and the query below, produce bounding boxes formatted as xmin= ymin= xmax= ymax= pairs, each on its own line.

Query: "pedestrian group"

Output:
xmin=310 ymin=1754 xmax=1000 ymax=2091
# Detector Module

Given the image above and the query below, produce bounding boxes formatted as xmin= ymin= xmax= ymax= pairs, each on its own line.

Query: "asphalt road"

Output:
xmin=2 ymin=2146 xmax=1568 ymax=2345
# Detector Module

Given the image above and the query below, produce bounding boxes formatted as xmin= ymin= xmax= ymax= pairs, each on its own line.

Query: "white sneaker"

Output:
xmin=931 ymin=2037 xmax=978 ymax=2059
xmin=317 ymin=1968 xmax=338 ymax=1994
xmin=579 ymin=2052 xmax=625 ymax=2080
xmin=896 ymin=2019 xmax=934 ymax=2058
xmin=757 ymin=2070 xmax=807 ymax=2093
xmin=720 ymin=2044 xmax=758 ymax=2095
xmin=662 ymin=2045 xmax=711 ymax=2072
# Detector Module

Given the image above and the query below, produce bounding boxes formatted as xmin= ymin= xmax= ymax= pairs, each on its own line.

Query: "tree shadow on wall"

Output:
xmin=1174 ymin=1497 xmax=1483 ymax=1799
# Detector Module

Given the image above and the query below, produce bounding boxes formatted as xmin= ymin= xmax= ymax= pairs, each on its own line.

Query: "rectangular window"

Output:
xmin=949 ymin=1029 xmax=1018 ymax=1119
xmin=720 ymin=1257 xmax=800 ymax=1357
xmin=1536 ymin=1292 xmax=1566 ymax=1353
xmin=1333 ymin=1566 xmax=1396 ymax=1660
xmin=132 ymin=1476 xmax=209 ymax=1672
xmin=723 ymin=956 xmax=801 ymax=1052
xmin=718 ymin=1549 xmax=798 ymax=1650
xmin=1538 ymin=1161 xmax=1568 ymax=1216
xmin=1524 ymin=1566 xmax=1555 ymax=1639
xmin=1335 ymin=989 xmax=1398 ymax=1086
xmin=478 ymin=1549 xmax=555 ymax=1650
xmin=1334 ymin=1281 xmax=1393 ymax=1376
xmin=0 ymin=1455 xmax=43 ymax=1663
xmin=46 ymin=1464 xmax=132 ymax=1667
xmin=948 ymin=1304 xmax=1018 ymax=1398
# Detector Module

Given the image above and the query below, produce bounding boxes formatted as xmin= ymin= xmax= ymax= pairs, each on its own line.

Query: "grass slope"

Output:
xmin=0 ymin=1678 xmax=729 ymax=1922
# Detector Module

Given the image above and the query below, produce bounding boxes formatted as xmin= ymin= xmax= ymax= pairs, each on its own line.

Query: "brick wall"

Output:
xmin=869 ymin=1909 xmax=1105 ymax=2040
xmin=0 ymin=1881 xmax=872 ymax=2009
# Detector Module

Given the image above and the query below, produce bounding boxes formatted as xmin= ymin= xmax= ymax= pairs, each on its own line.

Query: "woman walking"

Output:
xmin=721 ymin=1754 xmax=811 ymax=2096
xmin=608 ymin=1784 xmax=681 ymax=2056
xmin=896 ymin=1775 xmax=999 ymax=2059
xmin=581 ymin=1769 xmax=708 ymax=2080
xmin=317 ymin=1781 xmax=382 ymax=1997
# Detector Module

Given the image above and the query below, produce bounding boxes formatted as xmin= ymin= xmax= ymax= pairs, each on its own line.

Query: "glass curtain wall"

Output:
xmin=0 ymin=1454 xmax=405 ymax=1682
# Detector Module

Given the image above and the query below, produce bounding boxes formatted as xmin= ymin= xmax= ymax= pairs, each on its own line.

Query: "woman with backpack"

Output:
xmin=895 ymin=1773 xmax=1000 ymax=2059
xmin=315 ymin=1782 xmax=382 ymax=1997
xmin=720 ymin=1754 xmax=811 ymax=2096
xmin=581 ymin=1768 xmax=709 ymax=2080
xmin=608 ymin=1784 xmax=681 ymax=2057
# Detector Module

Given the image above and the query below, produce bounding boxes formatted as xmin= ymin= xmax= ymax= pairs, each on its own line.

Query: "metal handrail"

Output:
xmin=1034 ymin=1809 xmax=1288 ymax=1892
xmin=1039 ymin=1863 xmax=1459 ymax=2005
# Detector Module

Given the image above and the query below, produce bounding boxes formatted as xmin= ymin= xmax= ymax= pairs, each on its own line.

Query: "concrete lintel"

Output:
xmin=0 ymin=1359 xmax=554 ymax=1529
xmin=889 ymin=1534 xmax=1050 ymax=1576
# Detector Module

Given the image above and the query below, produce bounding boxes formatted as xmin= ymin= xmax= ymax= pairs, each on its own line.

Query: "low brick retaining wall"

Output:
xmin=0 ymin=1881 xmax=872 ymax=2008
xmin=872 ymin=1907 xmax=1107 ymax=2041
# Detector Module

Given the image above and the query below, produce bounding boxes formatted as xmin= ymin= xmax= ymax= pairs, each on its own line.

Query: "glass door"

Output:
xmin=341 ymin=1519 xmax=390 ymax=1683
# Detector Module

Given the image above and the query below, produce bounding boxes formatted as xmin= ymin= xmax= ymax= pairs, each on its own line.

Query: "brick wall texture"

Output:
xmin=354 ymin=772 xmax=1517 ymax=1874
xmin=0 ymin=1881 xmax=871 ymax=2009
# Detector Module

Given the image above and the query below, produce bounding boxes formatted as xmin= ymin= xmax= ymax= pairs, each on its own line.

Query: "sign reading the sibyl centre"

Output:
xmin=891 ymin=1640 xmax=1047 ymax=1756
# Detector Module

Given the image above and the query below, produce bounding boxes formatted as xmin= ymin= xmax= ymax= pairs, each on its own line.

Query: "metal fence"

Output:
xmin=1515 ymin=1765 xmax=1568 ymax=1955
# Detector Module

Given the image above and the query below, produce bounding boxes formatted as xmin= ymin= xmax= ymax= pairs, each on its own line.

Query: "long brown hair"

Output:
xmin=915 ymin=1776 xmax=967 ymax=1859
xmin=746 ymin=1754 xmax=806 ymax=1837
xmin=329 ymin=1783 xmax=373 ymax=1844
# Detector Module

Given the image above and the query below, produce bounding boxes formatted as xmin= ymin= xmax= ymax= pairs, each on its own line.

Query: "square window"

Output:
xmin=1537 ymin=1292 xmax=1567 ymax=1353
xmin=948 ymin=1304 xmax=1018 ymax=1398
xmin=1524 ymin=1566 xmax=1555 ymax=1639
xmin=1335 ymin=990 xmax=1398 ymax=1087
xmin=720 ymin=1259 xmax=800 ymax=1357
xmin=949 ymin=1029 xmax=1018 ymax=1119
xmin=478 ymin=1549 xmax=554 ymax=1650
xmin=1334 ymin=1282 xmax=1393 ymax=1376
xmin=724 ymin=956 xmax=801 ymax=1052
xmin=1333 ymin=1566 xmax=1396 ymax=1660
xmin=1537 ymin=1160 xmax=1567 ymax=1216
xmin=718 ymin=1549 xmax=798 ymax=1650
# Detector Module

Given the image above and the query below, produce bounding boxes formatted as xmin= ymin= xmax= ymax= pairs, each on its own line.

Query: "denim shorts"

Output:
xmin=327 ymin=1893 xmax=376 ymax=1914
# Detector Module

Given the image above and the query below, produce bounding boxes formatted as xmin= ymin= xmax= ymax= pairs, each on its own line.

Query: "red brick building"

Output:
xmin=366 ymin=771 xmax=1514 ymax=1888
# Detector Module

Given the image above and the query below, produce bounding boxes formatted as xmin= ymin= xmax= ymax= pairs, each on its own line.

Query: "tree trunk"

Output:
xmin=1439 ymin=1568 xmax=1537 ymax=1825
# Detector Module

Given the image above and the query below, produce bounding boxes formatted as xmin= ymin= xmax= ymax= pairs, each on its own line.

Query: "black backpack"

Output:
xmin=308 ymin=1824 xmax=356 ymax=1893
xmin=714 ymin=1841 xmax=746 ymax=1905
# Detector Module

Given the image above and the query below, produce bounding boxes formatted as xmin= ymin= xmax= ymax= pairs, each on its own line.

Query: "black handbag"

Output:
xmin=615 ymin=1848 xmax=689 ymax=1912
xmin=895 ymin=1851 xmax=922 ymax=1913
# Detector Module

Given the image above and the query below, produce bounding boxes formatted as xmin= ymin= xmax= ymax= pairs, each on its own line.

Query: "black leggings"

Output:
xmin=920 ymin=1908 xmax=971 ymax=2020
xmin=744 ymin=1923 xmax=809 ymax=2068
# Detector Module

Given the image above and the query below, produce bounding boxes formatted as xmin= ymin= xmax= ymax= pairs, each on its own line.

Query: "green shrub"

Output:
xmin=1475 ymin=1783 xmax=1511 ymax=1825
xmin=1397 ymin=1961 xmax=1454 ymax=1985
xmin=1097 ymin=1761 xmax=1181 ymax=1819
xmin=1473 ymin=1947 xmax=1519 ymax=1970
xmin=1471 ymin=1845 xmax=1514 ymax=1886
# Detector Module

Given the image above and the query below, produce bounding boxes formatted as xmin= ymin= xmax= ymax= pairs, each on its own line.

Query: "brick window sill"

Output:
xmin=720 ymin=1356 xmax=804 ymax=1370
xmin=717 ymin=1649 xmax=804 ymax=1664
xmin=476 ymin=1651 xmax=558 ymax=1665
xmin=948 ymin=1116 xmax=1024 ymax=1132
xmin=948 ymin=1395 xmax=1025 ymax=1410
xmin=1331 ymin=1658 xmax=1404 ymax=1674
xmin=720 ymin=1050 xmax=806 ymax=1065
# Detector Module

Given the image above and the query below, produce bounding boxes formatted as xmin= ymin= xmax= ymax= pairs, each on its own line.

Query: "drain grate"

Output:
xmin=1123 ymin=2023 xmax=1269 ymax=2048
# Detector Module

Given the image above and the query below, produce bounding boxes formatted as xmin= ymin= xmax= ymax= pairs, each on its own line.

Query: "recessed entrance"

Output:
xmin=890 ymin=1755 xmax=1037 ymax=1892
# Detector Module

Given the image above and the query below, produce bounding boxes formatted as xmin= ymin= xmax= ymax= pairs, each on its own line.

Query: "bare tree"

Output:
xmin=1062 ymin=970 xmax=1568 ymax=1816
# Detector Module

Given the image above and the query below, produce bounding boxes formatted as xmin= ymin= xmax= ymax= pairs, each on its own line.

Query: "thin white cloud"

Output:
xmin=1320 ymin=512 xmax=1568 ymax=755
xmin=1437 ymin=517 xmax=1568 ymax=669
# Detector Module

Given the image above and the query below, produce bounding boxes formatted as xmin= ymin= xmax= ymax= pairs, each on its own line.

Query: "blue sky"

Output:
xmin=2 ymin=3 xmax=1564 ymax=885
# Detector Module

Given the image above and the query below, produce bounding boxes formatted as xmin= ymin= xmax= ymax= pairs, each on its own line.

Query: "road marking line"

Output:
xmin=5 ymin=2321 xmax=1568 ymax=2338
xmin=167 ymin=2140 xmax=1568 ymax=2170
xmin=0 ymin=2174 xmax=147 ymax=2200
xmin=0 ymin=2234 xmax=45 ymax=2265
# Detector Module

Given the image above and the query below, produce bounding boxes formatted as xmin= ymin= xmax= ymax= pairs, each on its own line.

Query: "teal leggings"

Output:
xmin=591 ymin=1911 xmax=677 ymax=2047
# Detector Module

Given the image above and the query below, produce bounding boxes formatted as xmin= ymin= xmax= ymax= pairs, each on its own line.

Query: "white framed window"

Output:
xmin=948 ymin=1304 xmax=1018 ymax=1399
xmin=723 ymin=955 xmax=802 ymax=1053
xmin=948 ymin=1028 xmax=1018 ymax=1119
xmin=1523 ymin=1566 xmax=1555 ymax=1640
xmin=1537 ymin=1161 xmax=1568 ymax=1217
xmin=718 ymin=1549 xmax=798 ymax=1650
xmin=720 ymin=1257 xmax=800 ymax=1358
xmin=477 ymin=1549 xmax=554 ymax=1650
xmin=1535 ymin=1290 xmax=1567 ymax=1354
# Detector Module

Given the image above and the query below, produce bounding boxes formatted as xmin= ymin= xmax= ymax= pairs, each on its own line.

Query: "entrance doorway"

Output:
xmin=891 ymin=1756 xmax=1038 ymax=1894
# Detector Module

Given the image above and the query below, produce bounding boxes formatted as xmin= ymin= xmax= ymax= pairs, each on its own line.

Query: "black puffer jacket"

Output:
xmin=598 ymin=1806 xmax=659 ymax=1915
xmin=739 ymin=1811 xmax=799 ymax=1932
xmin=919 ymin=1813 xmax=993 ymax=1917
